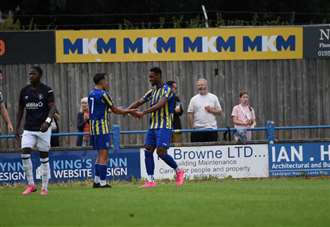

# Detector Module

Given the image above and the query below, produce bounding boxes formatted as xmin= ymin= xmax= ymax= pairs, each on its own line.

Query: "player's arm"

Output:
xmin=142 ymin=97 xmax=167 ymax=115
xmin=134 ymin=88 xmax=171 ymax=118
xmin=15 ymin=90 xmax=25 ymax=138
xmin=127 ymin=99 xmax=145 ymax=109
xmin=103 ymin=93 xmax=135 ymax=115
xmin=40 ymin=89 xmax=57 ymax=132
xmin=128 ymin=89 xmax=152 ymax=109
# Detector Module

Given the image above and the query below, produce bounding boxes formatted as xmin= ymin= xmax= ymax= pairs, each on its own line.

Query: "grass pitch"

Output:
xmin=0 ymin=178 xmax=329 ymax=227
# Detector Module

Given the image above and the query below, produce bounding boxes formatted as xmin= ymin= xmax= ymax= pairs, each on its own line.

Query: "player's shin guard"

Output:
xmin=40 ymin=157 xmax=50 ymax=190
xmin=144 ymin=150 xmax=155 ymax=181
xmin=158 ymin=153 xmax=178 ymax=170
xmin=94 ymin=163 xmax=100 ymax=183
xmin=21 ymin=153 xmax=34 ymax=185
xmin=99 ymin=164 xmax=107 ymax=186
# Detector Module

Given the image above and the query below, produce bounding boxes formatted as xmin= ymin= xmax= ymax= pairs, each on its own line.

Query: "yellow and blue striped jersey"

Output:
xmin=143 ymin=84 xmax=175 ymax=129
xmin=88 ymin=88 xmax=113 ymax=135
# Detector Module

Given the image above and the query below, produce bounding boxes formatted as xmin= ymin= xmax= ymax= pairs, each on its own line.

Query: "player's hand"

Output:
xmin=126 ymin=108 xmax=137 ymax=114
xmin=130 ymin=110 xmax=144 ymax=118
xmin=40 ymin=122 xmax=50 ymax=133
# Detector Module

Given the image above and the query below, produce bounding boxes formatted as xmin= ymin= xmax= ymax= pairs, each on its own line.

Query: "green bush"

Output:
xmin=0 ymin=15 xmax=20 ymax=31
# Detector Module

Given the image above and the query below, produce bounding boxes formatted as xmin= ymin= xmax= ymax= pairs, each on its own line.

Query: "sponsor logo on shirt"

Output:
xmin=26 ymin=102 xmax=44 ymax=109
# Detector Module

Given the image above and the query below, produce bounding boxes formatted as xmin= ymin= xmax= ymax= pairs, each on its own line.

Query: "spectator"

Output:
xmin=167 ymin=80 xmax=183 ymax=143
xmin=231 ymin=90 xmax=256 ymax=142
xmin=50 ymin=111 xmax=60 ymax=147
xmin=0 ymin=90 xmax=14 ymax=133
xmin=187 ymin=78 xmax=222 ymax=142
xmin=76 ymin=97 xmax=90 ymax=146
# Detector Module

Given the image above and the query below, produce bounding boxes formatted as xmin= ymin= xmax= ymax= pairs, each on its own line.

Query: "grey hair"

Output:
xmin=197 ymin=78 xmax=208 ymax=84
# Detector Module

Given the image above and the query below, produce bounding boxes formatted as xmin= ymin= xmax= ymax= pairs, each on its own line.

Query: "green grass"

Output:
xmin=0 ymin=178 xmax=329 ymax=227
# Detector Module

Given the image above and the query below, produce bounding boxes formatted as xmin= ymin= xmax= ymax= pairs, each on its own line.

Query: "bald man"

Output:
xmin=187 ymin=78 xmax=222 ymax=142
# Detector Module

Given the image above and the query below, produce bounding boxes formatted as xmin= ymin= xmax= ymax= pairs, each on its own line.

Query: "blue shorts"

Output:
xmin=90 ymin=134 xmax=111 ymax=150
xmin=145 ymin=128 xmax=172 ymax=149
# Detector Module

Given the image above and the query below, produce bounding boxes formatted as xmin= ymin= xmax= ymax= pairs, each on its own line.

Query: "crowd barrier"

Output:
xmin=1 ymin=121 xmax=330 ymax=183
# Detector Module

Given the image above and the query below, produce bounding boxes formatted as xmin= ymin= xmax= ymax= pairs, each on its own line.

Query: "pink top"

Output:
xmin=231 ymin=104 xmax=256 ymax=128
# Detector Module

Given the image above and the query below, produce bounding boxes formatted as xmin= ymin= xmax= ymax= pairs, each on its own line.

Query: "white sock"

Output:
xmin=40 ymin=158 xmax=50 ymax=190
xmin=21 ymin=154 xmax=34 ymax=185
xmin=94 ymin=176 xmax=100 ymax=184
xmin=147 ymin=175 xmax=155 ymax=182
xmin=100 ymin=180 xmax=107 ymax=186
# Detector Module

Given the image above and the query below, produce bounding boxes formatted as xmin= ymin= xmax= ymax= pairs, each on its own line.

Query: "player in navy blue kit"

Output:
xmin=89 ymin=73 xmax=136 ymax=188
xmin=15 ymin=66 xmax=57 ymax=196
xmin=129 ymin=67 xmax=185 ymax=188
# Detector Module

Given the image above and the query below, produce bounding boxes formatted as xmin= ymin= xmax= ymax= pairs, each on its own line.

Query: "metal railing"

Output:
xmin=2 ymin=121 xmax=330 ymax=151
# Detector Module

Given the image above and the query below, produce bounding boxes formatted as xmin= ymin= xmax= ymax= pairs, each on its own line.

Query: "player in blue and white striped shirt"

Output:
xmin=89 ymin=73 xmax=135 ymax=188
xmin=129 ymin=67 xmax=185 ymax=188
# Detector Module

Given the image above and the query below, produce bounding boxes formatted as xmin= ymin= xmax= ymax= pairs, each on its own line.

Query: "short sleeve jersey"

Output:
xmin=142 ymin=84 xmax=175 ymax=129
xmin=19 ymin=83 xmax=55 ymax=131
xmin=88 ymin=88 xmax=113 ymax=135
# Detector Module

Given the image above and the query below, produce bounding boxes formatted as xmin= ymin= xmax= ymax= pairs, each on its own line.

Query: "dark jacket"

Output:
xmin=50 ymin=117 xmax=60 ymax=147
xmin=76 ymin=112 xmax=89 ymax=146
xmin=173 ymin=96 xmax=183 ymax=129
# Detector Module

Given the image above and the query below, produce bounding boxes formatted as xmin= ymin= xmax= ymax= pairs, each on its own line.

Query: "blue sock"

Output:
xmin=144 ymin=151 xmax=155 ymax=175
xmin=158 ymin=153 xmax=178 ymax=170
xmin=99 ymin=164 xmax=107 ymax=181
xmin=94 ymin=164 xmax=100 ymax=177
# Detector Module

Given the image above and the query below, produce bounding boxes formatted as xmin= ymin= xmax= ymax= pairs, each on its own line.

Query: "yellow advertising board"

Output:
xmin=56 ymin=27 xmax=303 ymax=63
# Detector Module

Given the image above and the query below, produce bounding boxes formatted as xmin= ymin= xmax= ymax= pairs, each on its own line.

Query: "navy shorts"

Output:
xmin=90 ymin=134 xmax=111 ymax=150
xmin=145 ymin=128 xmax=172 ymax=148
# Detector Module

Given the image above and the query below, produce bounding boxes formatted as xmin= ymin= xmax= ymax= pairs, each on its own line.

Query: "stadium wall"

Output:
xmin=1 ymin=59 xmax=330 ymax=148
xmin=1 ymin=25 xmax=330 ymax=148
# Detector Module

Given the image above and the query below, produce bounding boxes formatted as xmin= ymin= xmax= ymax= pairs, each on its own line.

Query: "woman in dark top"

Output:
xmin=50 ymin=112 xmax=60 ymax=147
xmin=76 ymin=97 xmax=90 ymax=146
xmin=167 ymin=81 xmax=184 ymax=143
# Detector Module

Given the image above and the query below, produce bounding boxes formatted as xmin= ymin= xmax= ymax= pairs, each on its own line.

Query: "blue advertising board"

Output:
xmin=0 ymin=149 xmax=141 ymax=184
xmin=269 ymin=142 xmax=330 ymax=176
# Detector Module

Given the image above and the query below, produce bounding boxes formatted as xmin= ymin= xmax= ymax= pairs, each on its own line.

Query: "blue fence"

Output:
xmin=1 ymin=121 xmax=330 ymax=183
xmin=2 ymin=121 xmax=330 ymax=151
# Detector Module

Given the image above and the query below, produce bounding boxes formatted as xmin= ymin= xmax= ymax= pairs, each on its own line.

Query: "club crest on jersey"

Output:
xmin=25 ymin=96 xmax=29 ymax=100
xmin=38 ymin=94 xmax=44 ymax=100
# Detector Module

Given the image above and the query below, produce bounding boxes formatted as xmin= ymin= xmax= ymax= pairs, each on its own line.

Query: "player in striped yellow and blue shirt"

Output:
xmin=129 ymin=67 xmax=185 ymax=188
xmin=89 ymin=73 xmax=135 ymax=188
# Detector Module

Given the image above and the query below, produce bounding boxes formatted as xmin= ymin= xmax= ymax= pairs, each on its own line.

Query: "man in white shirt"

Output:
xmin=187 ymin=78 xmax=222 ymax=142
